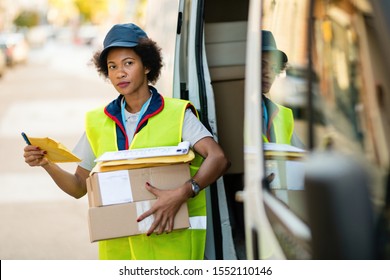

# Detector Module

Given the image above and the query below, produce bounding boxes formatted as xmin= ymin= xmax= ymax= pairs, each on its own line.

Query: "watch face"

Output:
xmin=191 ymin=180 xmax=200 ymax=196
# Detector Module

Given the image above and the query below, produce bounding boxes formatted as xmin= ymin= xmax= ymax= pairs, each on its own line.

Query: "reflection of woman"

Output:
xmin=261 ymin=30 xmax=303 ymax=147
xmin=23 ymin=23 xmax=230 ymax=260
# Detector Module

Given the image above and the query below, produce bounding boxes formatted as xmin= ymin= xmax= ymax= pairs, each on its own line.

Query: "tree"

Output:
xmin=13 ymin=10 xmax=40 ymax=28
xmin=74 ymin=0 xmax=108 ymax=23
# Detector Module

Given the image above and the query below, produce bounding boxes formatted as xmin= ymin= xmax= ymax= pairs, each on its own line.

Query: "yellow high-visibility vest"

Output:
xmin=263 ymin=99 xmax=294 ymax=144
xmin=86 ymin=93 xmax=207 ymax=260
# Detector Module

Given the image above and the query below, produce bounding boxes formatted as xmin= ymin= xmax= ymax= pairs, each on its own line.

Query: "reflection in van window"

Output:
xmin=313 ymin=19 xmax=364 ymax=150
xmin=261 ymin=30 xmax=305 ymax=148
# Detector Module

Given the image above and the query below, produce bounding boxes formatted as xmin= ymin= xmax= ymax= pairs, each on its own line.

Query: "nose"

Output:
xmin=262 ymin=64 xmax=278 ymax=76
xmin=116 ymin=67 xmax=127 ymax=78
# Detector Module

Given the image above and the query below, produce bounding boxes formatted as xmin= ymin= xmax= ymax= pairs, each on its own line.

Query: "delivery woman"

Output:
xmin=23 ymin=23 xmax=230 ymax=260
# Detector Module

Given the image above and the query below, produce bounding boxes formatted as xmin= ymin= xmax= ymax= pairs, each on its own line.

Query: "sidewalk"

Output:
xmin=0 ymin=177 xmax=98 ymax=259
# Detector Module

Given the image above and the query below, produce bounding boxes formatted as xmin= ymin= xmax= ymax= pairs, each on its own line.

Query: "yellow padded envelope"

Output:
xmin=264 ymin=143 xmax=306 ymax=160
xmin=91 ymin=150 xmax=195 ymax=173
xmin=29 ymin=137 xmax=81 ymax=163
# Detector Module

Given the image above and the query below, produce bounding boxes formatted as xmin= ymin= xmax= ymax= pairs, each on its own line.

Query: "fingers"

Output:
xmin=147 ymin=214 xmax=165 ymax=236
xmin=137 ymin=182 xmax=177 ymax=236
xmin=155 ymin=214 xmax=174 ymax=235
xmin=136 ymin=207 xmax=153 ymax=224
xmin=23 ymin=145 xmax=48 ymax=167
xmin=266 ymin=172 xmax=275 ymax=184
xmin=166 ymin=218 xmax=174 ymax=233
xmin=144 ymin=212 xmax=173 ymax=236
xmin=145 ymin=182 xmax=159 ymax=195
xmin=137 ymin=204 xmax=168 ymax=236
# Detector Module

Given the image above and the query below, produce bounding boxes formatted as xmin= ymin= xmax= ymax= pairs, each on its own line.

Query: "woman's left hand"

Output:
xmin=136 ymin=181 xmax=192 ymax=236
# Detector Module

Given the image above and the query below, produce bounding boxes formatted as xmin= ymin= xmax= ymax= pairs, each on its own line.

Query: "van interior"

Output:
xmin=203 ymin=0 xmax=249 ymax=259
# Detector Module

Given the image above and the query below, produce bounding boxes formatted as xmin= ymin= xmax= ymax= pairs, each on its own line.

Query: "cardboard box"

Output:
xmin=265 ymin=159 xmax=305 ymax=191
xmin=86 ymin=163 xmax=191 ymax=207
xmin=263 ymin=143 xmax=306 ymax=192
xmin=262 ymin=142 xmax=307 ymax=222
xmin=85 ymin=162 xmax=191 ymax=242
xmin=88 ymin=199 xmax=190 ymax=242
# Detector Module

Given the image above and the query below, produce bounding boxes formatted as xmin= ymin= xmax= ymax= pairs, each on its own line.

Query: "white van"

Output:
xmin=144 ymin=0 xmax=390 ymax=260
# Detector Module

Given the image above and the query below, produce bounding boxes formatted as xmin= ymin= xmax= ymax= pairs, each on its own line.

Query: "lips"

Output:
xmin=117 ymin=81 xmax=130 ymax=88
xmin=262 ymin=81 xmax=271 ymax=88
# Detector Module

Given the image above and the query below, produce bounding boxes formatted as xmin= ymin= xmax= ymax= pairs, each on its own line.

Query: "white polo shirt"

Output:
xmin=73 ymin=109 xmax=212 ymax=171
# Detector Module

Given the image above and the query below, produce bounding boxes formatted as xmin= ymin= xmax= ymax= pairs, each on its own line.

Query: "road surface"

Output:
xmin=0 ymin=41 xmax=115 ymax=259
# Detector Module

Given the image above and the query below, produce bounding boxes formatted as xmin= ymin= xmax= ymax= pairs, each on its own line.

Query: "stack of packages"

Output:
xmin=86 ymin=142 xmax=193 ymax=242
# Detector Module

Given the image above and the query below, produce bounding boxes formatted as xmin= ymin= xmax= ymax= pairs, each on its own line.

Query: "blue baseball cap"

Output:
xmin=262 ymin=30 xmax=288 ymax=63
xmin=100 ymin=23 xmax=148 ymax=60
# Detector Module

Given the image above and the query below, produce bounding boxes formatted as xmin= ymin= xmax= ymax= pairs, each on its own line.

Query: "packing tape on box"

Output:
xmin=136 ymin=200 xmax=154 ymax=232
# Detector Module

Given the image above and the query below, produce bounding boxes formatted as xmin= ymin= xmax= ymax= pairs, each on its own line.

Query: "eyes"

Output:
xmin=262 ymin=60 xmax=280 ymax=75
xmin=107 ymin=60 xmax=134 ymax=70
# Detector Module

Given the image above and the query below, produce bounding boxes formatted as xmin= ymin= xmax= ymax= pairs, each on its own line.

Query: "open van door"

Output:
xmin=242 ymin=0 xmax=390 ymax=260
xmin=243 ymin=0 xmax=278 ymax=259
xmin=145 ymin=0 xmax=390 ymax=260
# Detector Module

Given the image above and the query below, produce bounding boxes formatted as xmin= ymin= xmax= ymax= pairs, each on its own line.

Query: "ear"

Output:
xmin=144 ymin=67 xmax=150 ymax=75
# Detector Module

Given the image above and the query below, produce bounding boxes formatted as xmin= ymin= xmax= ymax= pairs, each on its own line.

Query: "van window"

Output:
xmin=262 ymin=0 xmax=389 ymax=239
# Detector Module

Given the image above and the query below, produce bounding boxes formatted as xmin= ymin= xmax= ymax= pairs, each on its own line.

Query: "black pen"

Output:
xmin=21 ymin=132 xmax=32 ymax=145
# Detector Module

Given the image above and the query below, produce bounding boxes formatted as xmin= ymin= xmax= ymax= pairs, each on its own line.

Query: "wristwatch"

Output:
xmin=190 ymin=179 xmax=200 ymax=197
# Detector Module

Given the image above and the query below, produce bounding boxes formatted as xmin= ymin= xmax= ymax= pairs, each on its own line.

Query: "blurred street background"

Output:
xmin=0 ymin=0 xmax=148 ymax=260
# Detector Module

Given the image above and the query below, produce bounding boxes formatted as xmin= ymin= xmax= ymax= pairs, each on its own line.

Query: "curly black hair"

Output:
xmin=92 ymin=37 xmax=163 ymax=84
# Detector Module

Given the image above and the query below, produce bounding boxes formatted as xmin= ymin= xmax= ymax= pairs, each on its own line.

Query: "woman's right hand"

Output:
xmin=23 ymin=145 xmax=49 ymax=167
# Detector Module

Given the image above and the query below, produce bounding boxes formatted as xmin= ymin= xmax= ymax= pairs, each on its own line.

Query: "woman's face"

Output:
xmin=107 ymin=47 xmax=150 ymax=96
xmin=261 ymin=51 xmax=279 ymax=94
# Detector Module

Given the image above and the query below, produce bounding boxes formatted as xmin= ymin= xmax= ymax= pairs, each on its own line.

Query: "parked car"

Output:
xmin=0 ymin=32 xmax=29 ymax=67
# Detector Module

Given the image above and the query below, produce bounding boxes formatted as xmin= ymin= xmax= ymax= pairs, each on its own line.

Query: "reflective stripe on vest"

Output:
xmin=189 ymin=216 xmax=207 ymax=229
xmin=85 ymin=97 xmax=207 ymax=260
